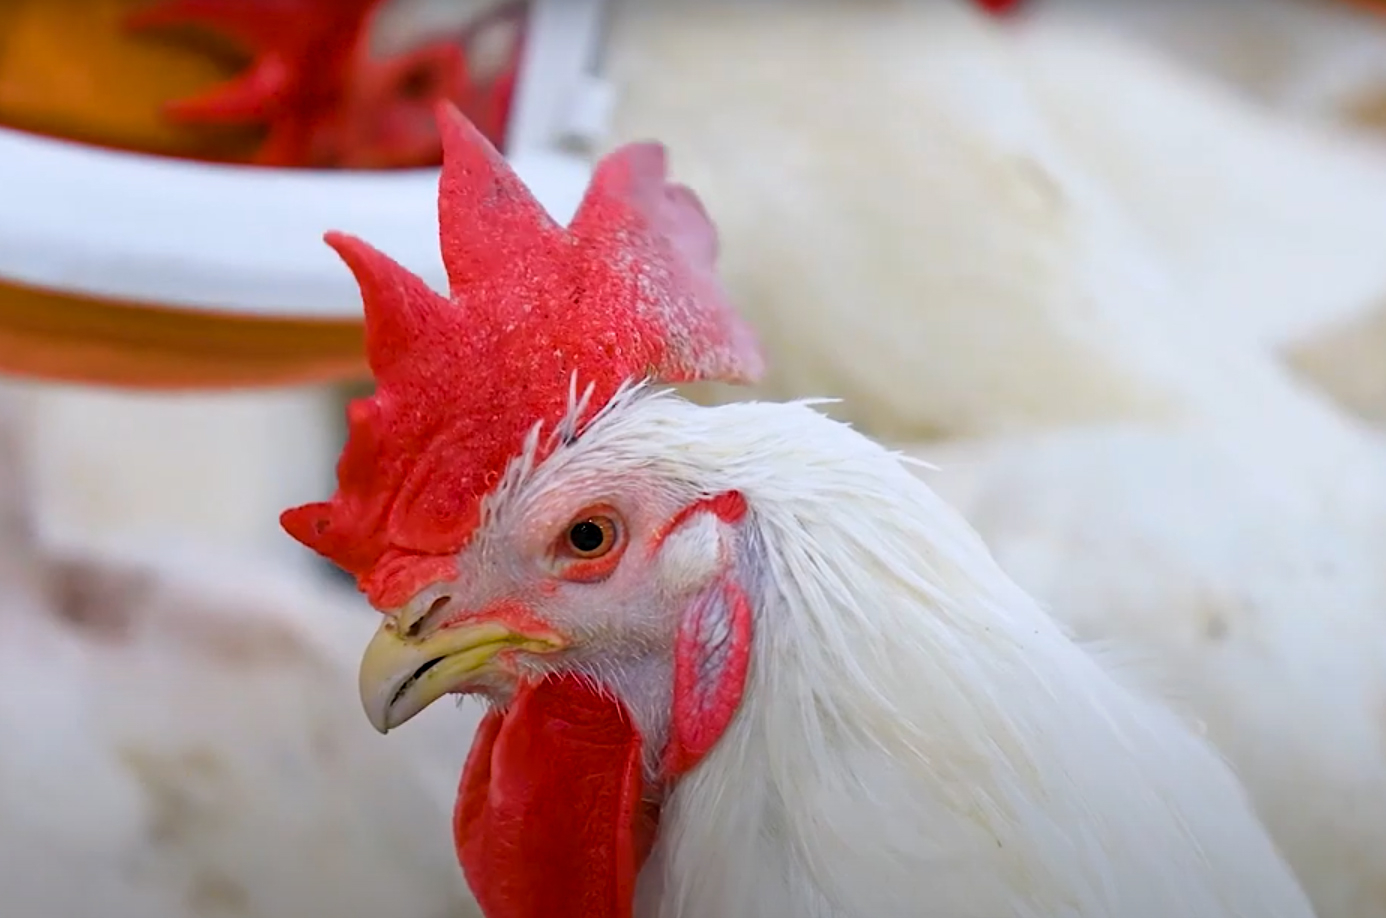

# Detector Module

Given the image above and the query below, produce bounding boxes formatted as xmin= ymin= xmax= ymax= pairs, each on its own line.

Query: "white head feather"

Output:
xmin=484 ymin=386 xmax=1314 ymax=918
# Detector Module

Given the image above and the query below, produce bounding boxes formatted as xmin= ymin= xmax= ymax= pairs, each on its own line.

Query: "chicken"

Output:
xmin=15 ymin=383 xmax=342 ymax=566
xmin=0 ymin=0 xmax=266 ymax=161
xmin=603 ymin=0 xmax=1179 ymax=441
xmin=0 ymin=387 xmax=485 ymax=918
xmin=278 ymin=103 xmax=1317 ymax=917
xmin=601 ymin=1 xmax=1386 ymax=436
xmin=1043 ymin=0 xmax=1386 ymax=127
xmin=127 ymin=0 xmax=523 ymax=167
xmin=912 ymin=422 xmax=1386 ymax=918
xmin=1006 ymin=8 xmax=1386 ymax=427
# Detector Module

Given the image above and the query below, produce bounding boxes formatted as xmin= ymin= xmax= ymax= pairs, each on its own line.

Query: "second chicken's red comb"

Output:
xmin=128 ymin=0 xmax=523 ymax=167
xmin=975 ymin=0 xmax=1025 ymax=14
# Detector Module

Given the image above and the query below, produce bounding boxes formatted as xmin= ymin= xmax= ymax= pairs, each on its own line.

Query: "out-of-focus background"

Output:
xmin=5 ymin=0 xmax=1386 ymax=916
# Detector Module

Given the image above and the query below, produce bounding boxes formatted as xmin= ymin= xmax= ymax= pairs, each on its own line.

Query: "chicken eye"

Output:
xmin=565 ymin=516 xmax=617 ymax=559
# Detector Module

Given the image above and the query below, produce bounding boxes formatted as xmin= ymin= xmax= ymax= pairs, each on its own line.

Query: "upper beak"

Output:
xmin=358 ymin=616 xmax=563 ymax=733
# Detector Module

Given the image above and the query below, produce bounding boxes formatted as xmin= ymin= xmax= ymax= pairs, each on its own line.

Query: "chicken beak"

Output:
xmin=358 ymin=617 xmax=562 ymax=733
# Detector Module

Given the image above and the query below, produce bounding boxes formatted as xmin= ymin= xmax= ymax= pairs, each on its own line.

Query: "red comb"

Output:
xmin=128 ymin=0 xmax=526 ymax=167
xmin=281 ymin=103 xmax=763 ymax=607
xmin=973 ymin=0 xmax=1024 ymax=13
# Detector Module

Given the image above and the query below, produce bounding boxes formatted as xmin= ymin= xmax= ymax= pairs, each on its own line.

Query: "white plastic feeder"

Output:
xmin=0 ymin=0 xmax=614 ymax=319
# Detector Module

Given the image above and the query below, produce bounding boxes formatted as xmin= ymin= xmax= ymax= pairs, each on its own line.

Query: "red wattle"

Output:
xmin=454 ymin=674 xmax=655 ymax=918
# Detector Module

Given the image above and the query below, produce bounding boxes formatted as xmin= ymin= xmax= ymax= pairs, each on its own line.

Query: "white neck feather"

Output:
xmin=594 ymin=393 xmax=1312 ymax=918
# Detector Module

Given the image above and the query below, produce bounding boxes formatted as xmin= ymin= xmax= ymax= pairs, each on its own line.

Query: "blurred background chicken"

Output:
xmin=4 ymin=0 xmax=1386 ymax=916
xmin=0 ymin=382 xmax=484 ymax=918
xmin=604 ymin=0 xmax=1386 ymax=440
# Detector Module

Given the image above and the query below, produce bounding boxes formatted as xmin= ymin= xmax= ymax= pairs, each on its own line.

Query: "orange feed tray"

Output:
xmin=0 ymin=0 xmax=261 ymax=161
xmin=0 ymin=280 xmax=365 ymax=389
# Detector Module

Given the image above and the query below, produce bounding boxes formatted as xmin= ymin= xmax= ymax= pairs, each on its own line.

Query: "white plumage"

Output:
xmin=490 ymin=385 xmax=1317 ymax=917
xmin=1060 ymin=0 xmax=1386 ymax=124
xmin=1006 ymin=9 xmax=1386 ymax=425
xmin=914 ymin=422 xmax=1386 ymax=918
xmin=601 ymin=0 xmax=1386 ymax=434
xmin=0 ymin=395 xmax=483 ymax=918
xmin=606 ymin=1 xmax=1184 ymax=441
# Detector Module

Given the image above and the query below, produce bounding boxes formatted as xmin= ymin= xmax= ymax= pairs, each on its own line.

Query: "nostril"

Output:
xmin=407 ymin=595 xmax=453 ymax=638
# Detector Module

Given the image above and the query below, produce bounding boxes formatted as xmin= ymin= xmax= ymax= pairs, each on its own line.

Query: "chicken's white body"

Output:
xmin=528 ymin=388 xmax=1314 ymax=918
xmin=0 ymin=550 xmax=481 ymax=918
xmin=1060 ymin=0 xmax=1386 ymax=126
xmin=1007 ymin=11 xmax=1386 ymax=427
xmin=602 ymin=0 xmax=1386 ymax=435
xmin=606 ymin=1 xmax=1187 ymax=441
xmin=0 ymin=395 xmax=483 ymax=918
xmin=916 ymin=423 xmax=1386 ymax=918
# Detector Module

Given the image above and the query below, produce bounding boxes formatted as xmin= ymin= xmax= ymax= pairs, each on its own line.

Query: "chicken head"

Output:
xmin=280 ymin=102 xmax=761 ymax=918
xmin=359 ymin=433 xmax=756 ymax=917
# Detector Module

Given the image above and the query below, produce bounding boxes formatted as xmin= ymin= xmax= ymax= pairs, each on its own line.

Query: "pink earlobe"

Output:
xmin=664 ymin=576 xmax=753 ymax=779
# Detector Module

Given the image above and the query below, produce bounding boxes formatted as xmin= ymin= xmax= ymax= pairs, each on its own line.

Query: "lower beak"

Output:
xmin=358 ymin=618 xmax=561 ymax=733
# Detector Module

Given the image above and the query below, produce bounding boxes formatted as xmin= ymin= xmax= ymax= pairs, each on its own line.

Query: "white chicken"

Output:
xmin=601 ymin=0 xmax=1386 ymax=434
xmin=1007 ymin=7 xmax=1386 ymax=425
xmin=20 ymin=383 xmax=342 ymax=568
xmin=1055 ymin=0 xmax=1386 ymax=126
xmin=280 ymin=102 xmax=1319 ymax=918
xmin=604 ymin=0 xmax=1185 ymax=440
xmin=0 ymin=390 xmax=483 ymax=918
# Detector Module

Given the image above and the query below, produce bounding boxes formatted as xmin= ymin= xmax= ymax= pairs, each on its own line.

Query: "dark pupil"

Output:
xmin=569 ymin=520 xmax=606 ymax=553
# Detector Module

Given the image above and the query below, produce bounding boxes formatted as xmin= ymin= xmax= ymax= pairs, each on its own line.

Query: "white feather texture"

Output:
xmin=1005 ymin=9 xmax=1386 ymax=426
xmin=915 ymin=424 xmax=1386 ymax=918
xmin=511 ymin=387 xmax=1314 ymax=918
xmin=0 ymin=553 xmax=480 ymax=918
xmin=0 ymin=392 xmax=484 ymax=918
xmin=603 ymin=0 xmax=1386 ymax=435
xmin=1044 ymin=0 xmax=1386 ymax=125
